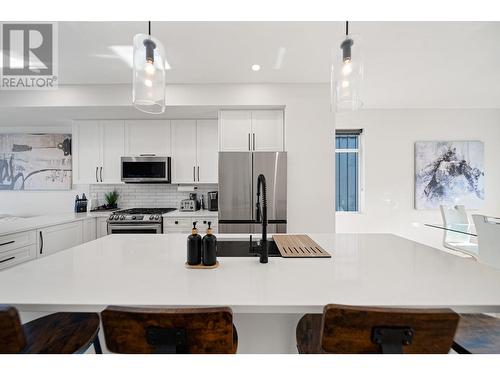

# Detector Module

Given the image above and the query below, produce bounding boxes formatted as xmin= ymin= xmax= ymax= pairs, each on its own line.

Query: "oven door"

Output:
xmin=108 ymin=224 xmax=162 ymax=234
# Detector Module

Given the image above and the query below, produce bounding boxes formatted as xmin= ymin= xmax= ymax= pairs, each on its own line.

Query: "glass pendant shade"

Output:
xmin=133 ymin=33 xmax=166 ymax=114
xmin=331 ymin=33 xmax=364 ymax=112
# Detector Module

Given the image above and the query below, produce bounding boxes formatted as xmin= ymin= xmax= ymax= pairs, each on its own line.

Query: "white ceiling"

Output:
xmin=0 ymin=21 xmax=498 ymax=110
xmin=55 ymin=21 xmax=500 ymax=108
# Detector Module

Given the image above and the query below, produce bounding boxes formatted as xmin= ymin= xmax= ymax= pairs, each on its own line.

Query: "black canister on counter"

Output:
xmin=187 ymin=221 xmax=202 ymax=265
xmin=202 ymin=221 xmax=217 ymax=266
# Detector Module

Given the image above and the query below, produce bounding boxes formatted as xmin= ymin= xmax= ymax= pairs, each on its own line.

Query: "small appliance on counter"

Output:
xmin=207 ymin=191 xmax=218 ymax=211
xmin=74 ymin=193 xmax=88 ymax=213
xmin=180 ymin=193 xmax=201 ymax=212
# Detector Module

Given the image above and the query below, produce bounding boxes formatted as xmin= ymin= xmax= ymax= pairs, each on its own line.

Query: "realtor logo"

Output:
xmin=1 ymin=22 xmax=58 ymax=89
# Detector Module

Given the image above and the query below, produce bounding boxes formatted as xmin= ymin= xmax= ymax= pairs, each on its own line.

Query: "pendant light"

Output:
xmin=133 ymin=21 xmax=166 ymax=114
xmin=331 ymin=21 xmax=364 ymax=112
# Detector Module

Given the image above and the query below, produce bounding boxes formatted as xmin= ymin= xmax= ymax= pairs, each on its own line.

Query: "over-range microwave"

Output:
xmin=121 ymin=156 xmax=171 ymax=183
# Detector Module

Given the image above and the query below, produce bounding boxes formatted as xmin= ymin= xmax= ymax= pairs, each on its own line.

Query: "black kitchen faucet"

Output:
xmin=254 ymin=174 xmax=268 ymax=263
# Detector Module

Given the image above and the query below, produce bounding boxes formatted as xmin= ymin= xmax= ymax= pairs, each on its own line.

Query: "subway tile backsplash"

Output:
xmin=89 ymin=184 xmax=218 ymax=209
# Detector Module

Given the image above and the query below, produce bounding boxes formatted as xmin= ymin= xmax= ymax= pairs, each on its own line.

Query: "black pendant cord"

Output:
xmin=148 ymin=21 xmax=151 ymax=36
xmin=345 ymin=21 xmax=349 ymax=36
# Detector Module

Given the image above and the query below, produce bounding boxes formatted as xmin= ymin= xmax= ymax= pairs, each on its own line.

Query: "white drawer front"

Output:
xmin=197 ymin=218 xmax=218 ymax=232
xmin=0 ymin=230 xmax=36 ymax=254
xmin=0 ymin=244 xmax=36 ymax=270
xmin=163 ymin=217 xmax=218 ymax=234
xmin=163 ymin=218 xmax=192 ymax=230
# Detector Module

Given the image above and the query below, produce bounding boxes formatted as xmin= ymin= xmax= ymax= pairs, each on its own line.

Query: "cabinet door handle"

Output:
xmin=197 ymin=166 xmax=200 ymax=181
xmin=96 ymin=166 xmax=99 ymax=183
xmin=248 ymin=133 xmax=251 ymax=150
xmin=0 ymin=256 xmax=15 ymax=264
xmin=39 ymin=231 xmax=44 ymax=254
xmin=100 ymin=167 xmax=103 ymax=182
xmin=0 ymin=240 xmax=15 ymax=247
xmin=253 ymin=133 xmax=256 ymax=150
xmin=193 ymin=166 xmax=196 ymax=182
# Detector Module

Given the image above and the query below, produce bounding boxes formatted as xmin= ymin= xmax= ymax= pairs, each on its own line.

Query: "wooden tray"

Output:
xmin=272 ymin=235 xmax=331 ymax=258
xmin=185 ymin=261 xmax=219 ymax=269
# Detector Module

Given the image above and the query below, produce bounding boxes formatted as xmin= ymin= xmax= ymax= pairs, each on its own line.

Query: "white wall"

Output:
xmin=0 ymin=84 xmax=336 ymax=232
xmin=335 ymin=109 xmax=500 ymax=250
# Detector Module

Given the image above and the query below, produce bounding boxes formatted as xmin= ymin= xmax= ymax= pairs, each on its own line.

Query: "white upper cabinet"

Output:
xmin=171 ymin=119 xmax=218 ymax=184
xmin=101 ymin=120 xmax=125 ymax=183
xmin=74 ymin=118 xmax=216 ymax=185
xmin=72 ymin=120 xmax=125 ymax=184
xmin=196 ymin=120 xmax=218 ymax=183
xmin=72 ymin=121 xmax=102 ymax=184
xmin=219 ymin=110 xmax=252 ymax=151
xmin=125 ymin=120 xmax=171 ymax=156
xmin=218 ymin=110 xmax=284 ymax=152
xmin=251 ymin=110 xmax=284 ymax=152
xmin=171 ymin=120 xmax=197 ymax=183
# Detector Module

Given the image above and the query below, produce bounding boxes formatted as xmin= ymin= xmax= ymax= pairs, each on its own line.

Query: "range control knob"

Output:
xmin=149 ymin=215 xmax=154 ymax=220
xmin=132 ymin=216 xmax=136 ymax=220
xmin=120 ymin=215 xmax=125 ymax=220
xmin=155 ymin=215 xmax=160 ymax=220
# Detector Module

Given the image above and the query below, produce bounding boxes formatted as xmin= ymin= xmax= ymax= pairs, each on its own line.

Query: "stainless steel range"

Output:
xmin=107 ymin=208 xmax=176 ymax=234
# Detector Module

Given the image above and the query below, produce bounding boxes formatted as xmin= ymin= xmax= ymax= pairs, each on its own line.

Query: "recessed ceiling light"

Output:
xmin=251 ymin=64 xmax=261 ymax=72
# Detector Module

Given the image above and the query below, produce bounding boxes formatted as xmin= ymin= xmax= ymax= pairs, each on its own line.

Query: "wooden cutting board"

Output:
xmin=272 ymin=235 xmax=331 ymax=258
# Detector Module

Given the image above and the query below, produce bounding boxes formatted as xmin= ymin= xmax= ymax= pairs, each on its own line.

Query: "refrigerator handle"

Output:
xmin=248 ymin=133 xmax=251 ymax=151
xmin=253 ymin=133 xmax=256 ymax=151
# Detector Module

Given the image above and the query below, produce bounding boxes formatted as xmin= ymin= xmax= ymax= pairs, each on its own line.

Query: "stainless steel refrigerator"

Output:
xmin=218 ymin=152 xmax=287 ymax=233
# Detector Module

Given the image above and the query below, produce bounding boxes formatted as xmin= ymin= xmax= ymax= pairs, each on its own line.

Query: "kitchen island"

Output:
xmin=1 ymin=233 xmax=500 ymax=353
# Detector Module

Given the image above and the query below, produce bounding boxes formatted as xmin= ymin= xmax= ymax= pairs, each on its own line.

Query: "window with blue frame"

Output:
xmin=335 ymin=129 xmax=362 ymax=212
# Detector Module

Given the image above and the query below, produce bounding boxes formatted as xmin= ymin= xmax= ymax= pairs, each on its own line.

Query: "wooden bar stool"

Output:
xmin=0 ymin=305 xmax=102 ymax=354
xmin=101 ymin=306 xmax=238 ymax=354
xmin=296 ymin=304 xmax=459 ymax=354
xmin=452 ymin=314 xmax=500 ymax=354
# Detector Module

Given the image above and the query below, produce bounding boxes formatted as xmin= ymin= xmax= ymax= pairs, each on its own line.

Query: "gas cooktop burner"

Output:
xmin=114 ymin=208 xmax=176 ymax=215
xmin=107 ymin=207 xmax=176 ymax=224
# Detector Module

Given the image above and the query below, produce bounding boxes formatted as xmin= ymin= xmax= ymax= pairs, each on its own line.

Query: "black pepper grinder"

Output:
xmin=202 ymin=221 xmax=217 ymax=266
xmin=187 ymin=221 xmax=202 ymax=265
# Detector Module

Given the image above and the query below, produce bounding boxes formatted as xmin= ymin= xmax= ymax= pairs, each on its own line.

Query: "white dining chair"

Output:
xmin=440 ymin=205 xmax=478 ymax=257
xmin=472 ymin=215 xmax=500 ymax=270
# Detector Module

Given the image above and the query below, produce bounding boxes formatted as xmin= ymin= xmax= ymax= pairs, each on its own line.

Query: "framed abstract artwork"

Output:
xmin=0 ymin=133 xmax=72 ymax=190
xmin=415 ymin=141 xmax=484 ymax=209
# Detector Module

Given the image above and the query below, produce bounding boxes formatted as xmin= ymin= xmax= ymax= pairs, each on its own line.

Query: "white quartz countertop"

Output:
xmin=0 ymin=211 xmax=112 ymax=237
xmin=1 ymin=233 xmax=500 ymax=314
xmin=162 ymin=210 xmax=218 ymax=218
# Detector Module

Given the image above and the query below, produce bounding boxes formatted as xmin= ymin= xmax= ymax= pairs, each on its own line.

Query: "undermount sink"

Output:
xmin=217 ymin=238 xmax=281 ymax=257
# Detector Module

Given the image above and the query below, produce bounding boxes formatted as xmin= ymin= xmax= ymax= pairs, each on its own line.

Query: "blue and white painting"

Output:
xmin=0 ymin=134 xmax=72 ymax=190
xmin=415 ymin=141 xmax=484 ymax=209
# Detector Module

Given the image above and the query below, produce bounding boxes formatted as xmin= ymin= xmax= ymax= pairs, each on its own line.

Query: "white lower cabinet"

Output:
xmin=37 ymin=221 xmax=83 ymax=258
xmin=163 ymin=217 xmax=218 ymax=234
xmin=0 ymin=230 xmax=37 ymax=269
xmin=82 ymin=218 xmax=97 ymax=242
xmin=96 ymin=217 xmax=109 ymax=238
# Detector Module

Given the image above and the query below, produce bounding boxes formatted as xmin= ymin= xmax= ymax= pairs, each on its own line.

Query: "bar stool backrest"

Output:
xmin=320 ymin=304 xmax=459 ymax=354
xmin=473 ymin=214 xmax=500 ymax=270
xmin=0 ymin=305 xmax=26 ymax=353
xmin=101 ymin=306 xmax=236 ymax=354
